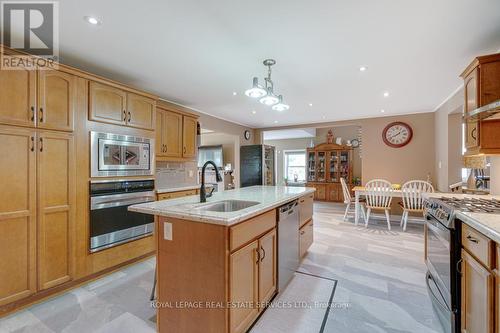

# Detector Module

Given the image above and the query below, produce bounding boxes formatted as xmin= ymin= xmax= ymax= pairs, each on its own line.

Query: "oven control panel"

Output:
xmin=424 ymin=199 xmax=455 ymax=228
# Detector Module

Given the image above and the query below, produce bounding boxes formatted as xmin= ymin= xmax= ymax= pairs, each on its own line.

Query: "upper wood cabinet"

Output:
xmin=0 ymin=65 xmax=36 ymax=128
xmin=230 ymin=240 xmax=259 ymax=333
xmin=461 ymin=53 xmax=500 ymax=155
xmin=126 ymin=93 xmax=155 ymax=130
xmin=0 ymin=126 xmax=37 ymax=306
xmin=89 ymin=82 xmax=155 ymax=130
xmin=0 ymin=68 xmax=75 ymax=132
xmin=89 ymin=82 xmax=128 ymax=126
xmin=182 ymin=115 xmax=197 ymax=158
xmin=461 ymin=249 xmax=494 ymax=333
xmin=37 ymin=131 xmax=75 ymax=290
xmin=38 ymin=70 xmax=76 ymax=132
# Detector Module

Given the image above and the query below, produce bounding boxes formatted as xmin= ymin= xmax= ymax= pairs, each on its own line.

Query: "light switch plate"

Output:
xmin=163 ymin=222 xmax=172 ymax=240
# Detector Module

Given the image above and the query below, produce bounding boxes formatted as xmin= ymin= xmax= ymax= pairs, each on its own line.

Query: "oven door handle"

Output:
xmin=426 ymin=272 xmax=450 ymax=312
xmin=91 ymin=196 xmax=155 ymax=210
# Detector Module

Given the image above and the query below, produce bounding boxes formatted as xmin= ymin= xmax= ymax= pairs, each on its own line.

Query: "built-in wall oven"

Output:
xmin=424 ymin=199 xmax=461 ymax=333
xmin=90 ymin=179 xmax=155 ymax=253
xmin=91 ymin=132 xmax=154 ymax=177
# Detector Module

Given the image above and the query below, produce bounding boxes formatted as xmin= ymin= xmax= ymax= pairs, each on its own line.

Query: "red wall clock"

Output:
xmin=382 ymin=122 xmax=413 ymax=148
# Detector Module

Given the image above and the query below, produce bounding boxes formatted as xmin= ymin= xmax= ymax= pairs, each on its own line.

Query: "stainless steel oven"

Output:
xmin=90 ymin=179 xmax=155 ymax=252
xmin=424 ymin=199 xmax=461 ymax=333
xmin=91 ymin=132 xmax=154 ymax=177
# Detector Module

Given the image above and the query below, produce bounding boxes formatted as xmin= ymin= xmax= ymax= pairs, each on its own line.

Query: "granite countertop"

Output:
xmin=129 ymin=185 xmax=316 ymax=226
xmin=423 ymin=192 xmax=500 ymax=243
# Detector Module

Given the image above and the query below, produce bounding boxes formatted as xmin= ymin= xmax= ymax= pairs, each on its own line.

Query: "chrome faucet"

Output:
xmin=200 ymin=161 xmax=223 ymax=203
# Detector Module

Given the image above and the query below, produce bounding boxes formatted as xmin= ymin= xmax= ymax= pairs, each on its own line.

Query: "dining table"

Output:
xmin=352 ymin=186 xmax=404 ymax=225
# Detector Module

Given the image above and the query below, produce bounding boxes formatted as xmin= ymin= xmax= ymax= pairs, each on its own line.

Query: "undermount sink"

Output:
xmin=194 ymin=200 xmax=260 ymax=212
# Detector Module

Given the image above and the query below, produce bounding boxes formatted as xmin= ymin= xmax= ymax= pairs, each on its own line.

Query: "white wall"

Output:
xmin=201 ymin=132 xmax=241 ymax=188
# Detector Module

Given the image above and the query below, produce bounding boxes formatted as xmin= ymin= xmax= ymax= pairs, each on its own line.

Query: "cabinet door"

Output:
xmin=182 ymin=116 xmax=197 ymax=158
xmin=0 ymin=127 xmax=37 ymax=306
xmin=164 ymin=111 xmax=183 ymax=157
xmin=299 ymin=194 xmax=313 ymax=227
xmin=37 ymin=131 xmax=75 ymax=290
xmin=315 ymin=184 xmax=326 ymax=201
xmin=89 ymin=82 xmax=127 ymax=126
xmin=38 ymin=70 xmax=75 ymax=131
xmin=259 ymin=229 xmax=277 ymax=306
xmin=155 ymin=109 xmax=165 ymax=156
xmin=0 ymin=65 xmax=36 ymax=128
xmin=299 ymin=220 xmax=313 ymax=258
xmin=461 ymin=250 xmax=493 ymax=333
xmin=464 ymin=69 xmax=479 ymax=149
xmin=126 ymin=93 xmax=155 ymax=130
xmin=230 ymin=240 xmax=259 ymax=333
xmin=327 ymin=184 xmax=340 ymax=202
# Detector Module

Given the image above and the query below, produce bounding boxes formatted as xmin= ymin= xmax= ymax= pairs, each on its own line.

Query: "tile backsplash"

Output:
xmin=156 ymin=161 xmax=198 ymax=189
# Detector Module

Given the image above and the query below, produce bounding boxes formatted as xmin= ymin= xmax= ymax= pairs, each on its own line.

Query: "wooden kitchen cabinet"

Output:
xmin=0 ymin=126 xmax=37 ymax=306
xmin=299 ymin=219 xmax=314 ymax=258
xmin=157 ymin=189 xmax=198 ymax=201
xmin=461 ymin=249 xmax=494 ymax=333
xmin=229 ymin=240 xmax=260 ymax=333
xmin=0 ymin=65 xmax=36 ymax=128
xmin=258 ymin=229 xmax=277 ymax=307
xmin=155 ymin=109 xmax=165 ymax=156
xmin=37 ymin=131 xmax=75 ymax=290
xmin=126 ymin=93 xmax=155 ymax=131
xmin=182 ymin=115 xmax=197 ymax=158
xmin=461 ymin=53 xmax=500 ymax=155
xmin=314 ymin=184 xmax=326 ymax=201
xmin=89 ymin=81 xmax=127 ymax=126
xmin=37 ymin=70 xmax=76 ymax=132
xmin=299 ymin=193 xmax=314 ymax=227
xmin=156 ymin=107 xmax=183 ymax=158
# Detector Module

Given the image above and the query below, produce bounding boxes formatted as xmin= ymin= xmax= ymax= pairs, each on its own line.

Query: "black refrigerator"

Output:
xmin=240 ymin=145 xmax=276 ymax=187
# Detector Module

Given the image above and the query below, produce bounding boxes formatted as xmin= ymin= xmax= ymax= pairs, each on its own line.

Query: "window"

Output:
xmin=284 ymin=150 xmax=306 ymax=183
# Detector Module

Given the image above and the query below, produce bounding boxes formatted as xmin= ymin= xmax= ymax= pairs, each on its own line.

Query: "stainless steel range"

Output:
xmin=424 ymin=196 xmax=500 ymax=333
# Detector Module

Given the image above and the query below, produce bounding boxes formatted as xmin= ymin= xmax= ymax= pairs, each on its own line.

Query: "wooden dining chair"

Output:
xmin=340 ymin=177 xmax=366 ymax=222
xmin=364 ymin=179 xmax=393 ymax=230
xmin=399 ymin=180 xmax=434 ymax=231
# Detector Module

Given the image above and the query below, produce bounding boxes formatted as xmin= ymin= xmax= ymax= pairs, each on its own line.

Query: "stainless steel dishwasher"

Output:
xmin=278 ymin=200 xmax=300 ymax=291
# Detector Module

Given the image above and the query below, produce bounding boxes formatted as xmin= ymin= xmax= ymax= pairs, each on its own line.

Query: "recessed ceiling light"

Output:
xmin=383 ymin=91 xmax=390 ymax=97
xmin=84 ymin=16 xmax=101 ymax=25
xmin=251 ymin=110 xmax=256 ymax=114
xmin=274 ymin=120 xmax=278 ymax=124
xmin=232 ymin=92 xmax=237 ymax=96
xmin=309 ymin=103 xmax=313 ymax=107
xmin=381 ymin=109 xmax=385 ymax=113
xmin=322 ymin=115 xmax=326 ymax=119
xmin=359 ymin=66 xmax=367 ymax=72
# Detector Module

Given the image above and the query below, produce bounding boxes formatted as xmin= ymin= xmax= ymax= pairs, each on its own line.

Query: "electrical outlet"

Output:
xmin=188 ymin=170 xmax=194 ymax=177
xmin=163 ymin=222 xmax=172 ymax=240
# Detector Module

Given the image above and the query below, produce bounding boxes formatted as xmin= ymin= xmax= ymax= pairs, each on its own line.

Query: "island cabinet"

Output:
xmin=156 ymin=209 xmax=277 ymax=333
xmin=460 ymin=224 xmax=495 ymax=333
xmin=299 ymin=193 xmax=314 ymax=258
xmin=461 ymin=53 xmax=500 ymax=155
xmin=156 ymin=189 xmax=198 ymax=201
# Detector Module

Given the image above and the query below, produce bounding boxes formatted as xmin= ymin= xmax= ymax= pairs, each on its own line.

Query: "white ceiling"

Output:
xmin=58 ymin=0 xmax=500 ymax=128
xmin=264 ymin=128 xmax=316 ymax=141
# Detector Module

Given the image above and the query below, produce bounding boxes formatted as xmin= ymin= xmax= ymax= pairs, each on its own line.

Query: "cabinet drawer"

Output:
xmin=230 ymin=210 xmax=276 ymax=252
xmin=462 ymin=224 xmax=493 ymax=269
xmin=299 ymin=219 xmax=313 ymax=258
xmin=157 ymin=189 xmax=198 ymax=201
xmin=299 ymin=194 xmax=313 ymax=227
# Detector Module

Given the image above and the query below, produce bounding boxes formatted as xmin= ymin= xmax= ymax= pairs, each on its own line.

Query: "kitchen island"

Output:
xmin=129 ymin=186 xmax=315 ymax=333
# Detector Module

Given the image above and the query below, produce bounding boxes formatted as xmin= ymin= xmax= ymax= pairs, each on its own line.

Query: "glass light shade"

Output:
xmin=272 ymin=95 xmax=289 ymax=111
xmin=260 ymin=95 xmax=279 ymax=106
xmin=245 ymin=77 xmax=266 ymax=98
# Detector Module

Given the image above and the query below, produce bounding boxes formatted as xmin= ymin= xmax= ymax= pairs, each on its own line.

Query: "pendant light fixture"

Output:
xmin=245 ymin=59 xmax=289 ymax=110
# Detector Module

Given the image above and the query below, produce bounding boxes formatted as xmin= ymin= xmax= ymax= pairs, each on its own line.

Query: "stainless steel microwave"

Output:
xmin=90 ymin=132 xmax=154 ymax=177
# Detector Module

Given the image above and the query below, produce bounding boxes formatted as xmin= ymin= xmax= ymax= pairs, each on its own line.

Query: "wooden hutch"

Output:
xmin=306 ymin=142 xmax=353 ymax=202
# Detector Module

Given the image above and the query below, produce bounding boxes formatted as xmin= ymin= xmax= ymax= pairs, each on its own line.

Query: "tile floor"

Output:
xmin=0 ymin=202 xmax=443 ymax=333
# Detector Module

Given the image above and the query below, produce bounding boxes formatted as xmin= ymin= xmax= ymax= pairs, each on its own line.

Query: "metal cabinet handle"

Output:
xmin=123 ymin=110 xmax=127 ymax=122
xmin=260 ymin=246 xmax=266 ymax=262
xmin=300 ymin=230 xmax=305 ymax=235
xmin=30 ymin=106 xmax=35 ymax=121
xmin=128 ymin=111 xmax=131 ymax=123
xmin=164 ymin=144 xmax=167 ymax=152
xmin=183 ymin=147 xmax=186 ymax=154
xmin=255 ymin=248 xmax=261 ymax=264
xmin=30 ymin=136 xmax=34 ymax=152
xmin=39 ymin=108 xmax=44 ymax=122
xmin=471 ymin=127 xmax=477 ymax=140
xmin=456 ymin=258 xmax=463 ymax=275
xmin=39 ymin=137 xmax=43 ymax=152
xmin=466 ymin=235 xmax=479 ymax=244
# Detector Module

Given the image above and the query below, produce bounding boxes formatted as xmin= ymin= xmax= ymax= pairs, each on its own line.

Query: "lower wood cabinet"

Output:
xmin=299 ymin=219 xmax=313 ymax=258
xmin=314 ymin=184 xmax=326 ymax=201
xmin=0 ymin=127 xmax=75 ymax=306
xmin=229 ymin=228 xmax=277 ymax=333
xmin=299 ymin=193 xmax=314 ymax=226
xmin=157 ymin=189 xmax=198 ymax=201
xmin=461 ymin=249 xmax=494 ymax=333
xmin=307 ymin=183 xmax=346 ymax=202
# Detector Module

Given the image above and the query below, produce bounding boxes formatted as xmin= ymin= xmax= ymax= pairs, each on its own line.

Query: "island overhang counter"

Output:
xmin=129 ymin=185 xmax=315 ymax=333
